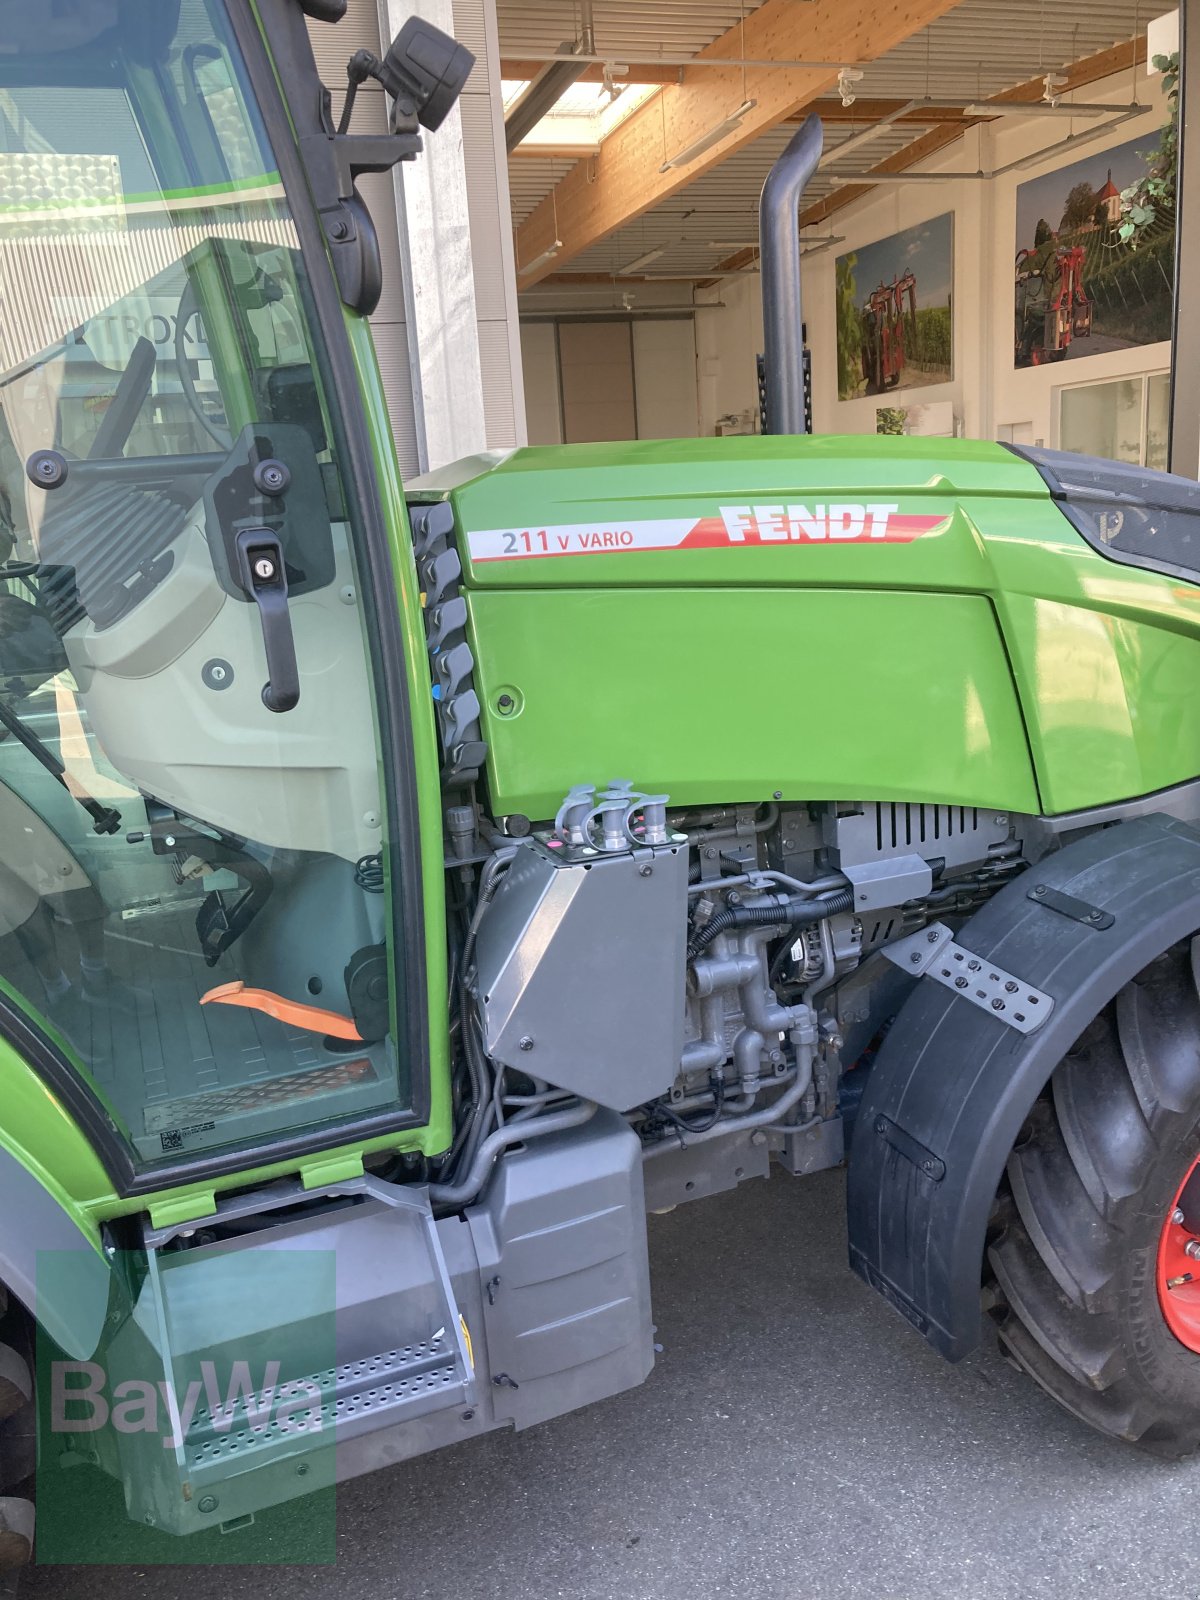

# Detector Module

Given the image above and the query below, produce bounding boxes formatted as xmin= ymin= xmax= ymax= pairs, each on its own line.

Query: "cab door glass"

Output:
xmin=0 ymin=0 xmax=417 ymax=1168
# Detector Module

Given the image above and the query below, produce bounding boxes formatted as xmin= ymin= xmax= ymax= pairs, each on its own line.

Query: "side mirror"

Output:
xmin=277 ymin=3 xmax=474 ymax=316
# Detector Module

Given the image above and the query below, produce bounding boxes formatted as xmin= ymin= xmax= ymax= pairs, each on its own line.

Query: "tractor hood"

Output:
xmin=425 ymin=435 xmax=1051 ymax=593
xmin=408 ymin=436 xmax=1200 ymax=823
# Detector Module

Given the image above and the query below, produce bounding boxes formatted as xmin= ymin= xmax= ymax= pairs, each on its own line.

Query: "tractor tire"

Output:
xmin=0 ymin=1293 xmax=34 ymax=1587
xmin=0 ymin=1499 xmax=33 ymax=1574
xmin=985 ymin=939 xmax=1200 ymax=1456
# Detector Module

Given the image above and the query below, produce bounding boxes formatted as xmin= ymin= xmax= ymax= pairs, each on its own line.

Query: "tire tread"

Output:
xmin=985 ymin=939 xmax=1200 ymax=1458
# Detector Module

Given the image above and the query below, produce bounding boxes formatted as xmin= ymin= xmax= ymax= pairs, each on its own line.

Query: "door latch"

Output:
xmin=234 ymin=528 xmax=300 ymax=713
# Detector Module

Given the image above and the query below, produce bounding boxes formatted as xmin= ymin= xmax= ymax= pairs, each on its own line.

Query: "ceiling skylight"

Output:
xmin=503 ymin=78 xmax=659 ymax=150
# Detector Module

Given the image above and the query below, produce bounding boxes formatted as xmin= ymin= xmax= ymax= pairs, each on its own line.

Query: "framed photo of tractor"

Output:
xmin=835 ymin=212 xmax=954 ymax=400
xmin=1014 ymin=135 xmax=1176 ymax=368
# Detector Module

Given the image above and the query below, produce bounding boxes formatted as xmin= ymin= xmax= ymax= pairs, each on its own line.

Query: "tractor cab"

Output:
xmin=0 ymin=0 xmax=442 ymax=1175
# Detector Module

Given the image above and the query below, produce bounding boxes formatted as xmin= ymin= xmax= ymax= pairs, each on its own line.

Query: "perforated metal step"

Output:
xmin=185 ymin=1330 xmax=468 ymax=1475
xmin=116 ymin=1178 xmax=476 ymax=1533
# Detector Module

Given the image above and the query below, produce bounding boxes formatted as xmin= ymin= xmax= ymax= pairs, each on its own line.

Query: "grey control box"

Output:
xmin=473 ymin=837 xmax=688 ymax=1110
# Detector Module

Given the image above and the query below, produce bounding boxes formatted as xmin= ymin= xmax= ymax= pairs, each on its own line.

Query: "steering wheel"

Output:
xmin=175 ymin=280 xmax=233 ymax=450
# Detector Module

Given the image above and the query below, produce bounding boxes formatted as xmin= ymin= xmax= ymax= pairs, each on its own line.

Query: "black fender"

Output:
xmin=846 ymin=813 xmax=1200 ymax=1361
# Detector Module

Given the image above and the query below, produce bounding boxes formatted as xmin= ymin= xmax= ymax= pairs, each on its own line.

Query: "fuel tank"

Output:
xmin=415 ymin=435 xmax=1200 ymax=820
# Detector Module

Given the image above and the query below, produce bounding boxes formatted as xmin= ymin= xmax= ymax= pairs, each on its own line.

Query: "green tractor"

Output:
xmin=0 ymin=0 xmax=1198 ymax=1564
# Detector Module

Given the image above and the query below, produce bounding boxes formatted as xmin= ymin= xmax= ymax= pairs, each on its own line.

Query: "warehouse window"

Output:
xmin=1058 ymin=372 xmax=1171 ymax=471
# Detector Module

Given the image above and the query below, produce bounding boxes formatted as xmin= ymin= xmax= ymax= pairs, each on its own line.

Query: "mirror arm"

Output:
xmin=297 ymin=117 xmax=422 ymax=316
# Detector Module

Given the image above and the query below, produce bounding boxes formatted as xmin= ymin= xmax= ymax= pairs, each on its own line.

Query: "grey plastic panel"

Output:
xmin=0 ymin=1145 xmax=112 ymax=1360
xmin=467 ymin=1111 xmax=654 ymax=1431
xmin=474 ymin=839 xmax=688 ymax=1110
xmin=1009 ymin=444 xmax=1200 ymax=586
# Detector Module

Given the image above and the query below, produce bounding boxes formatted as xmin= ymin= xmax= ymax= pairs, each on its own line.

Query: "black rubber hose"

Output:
xmin=656 ymin=1073 xmax=726 ymax=1134
xmin=687 ymin=888 xmax=855 ymax=961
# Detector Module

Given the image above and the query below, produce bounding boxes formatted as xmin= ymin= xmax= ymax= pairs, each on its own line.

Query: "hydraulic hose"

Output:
xmin=643 ymin=1030 xmax=817 ymax=1154
xmin=687 ymin=887 xmax=855 ymax=962
xmin=429 ymin=1098 xmax=598 ymax=1209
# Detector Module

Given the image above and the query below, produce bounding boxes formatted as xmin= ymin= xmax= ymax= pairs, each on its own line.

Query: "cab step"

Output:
xmin=96 ymin=1177 xmax=474 ymax=1534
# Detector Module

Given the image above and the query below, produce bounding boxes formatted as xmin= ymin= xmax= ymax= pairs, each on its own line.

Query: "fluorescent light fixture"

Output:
xmin=963 ymin=100 xmax=1108 ymax=117
xmin=829 ymin=105 xmax=1144 ymax=187
xmin=620 ymin=246 xmax=667 ymax=274
xmin=660 ymin=99 xmax=756 ymax=171
xmin=998 ymin=109 xmax=1144 ymax=172
xmin=819 ymin=101 xmax=919 ymax=169
xmin=518 ymin=240 xmax=563 ymax=277
xmin=831 ymin=171 xmax=974 ymax=184
xmin=800 ymin=234 xmax=845 ymax=258
xmin=522 ymin=305 xmax=728 ymax=318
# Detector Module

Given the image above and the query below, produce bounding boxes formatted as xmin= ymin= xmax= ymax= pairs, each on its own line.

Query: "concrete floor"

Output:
xmin=25 ymin=1166 xmax=1200 ymax=1599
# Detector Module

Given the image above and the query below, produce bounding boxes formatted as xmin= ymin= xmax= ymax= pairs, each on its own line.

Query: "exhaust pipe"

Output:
xmin=759 ymin=114 xmax=823 ymax=436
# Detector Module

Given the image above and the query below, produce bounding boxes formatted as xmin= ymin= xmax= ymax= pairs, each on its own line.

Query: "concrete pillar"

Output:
xmin=375 ymin=0 xmax=526 ymax=474
xmin=450 ymin=0 xmax=528 ymax=456
xmin=377 ymin=0 xmax=486 ymax=473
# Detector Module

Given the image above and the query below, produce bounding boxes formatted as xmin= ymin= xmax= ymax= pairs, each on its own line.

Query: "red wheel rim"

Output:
xmin=1158 ymin=1156 xmax=1200 ymax=1351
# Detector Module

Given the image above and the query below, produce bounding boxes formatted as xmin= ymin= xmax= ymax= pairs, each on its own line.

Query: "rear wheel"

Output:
xmin=985 ymin=938 xmax=1200 ymax=1456
xmin=0 ymin=1289 xmax=34 ymax=1586
xmin=0 ymin=1500 xmax=33 ymax=1580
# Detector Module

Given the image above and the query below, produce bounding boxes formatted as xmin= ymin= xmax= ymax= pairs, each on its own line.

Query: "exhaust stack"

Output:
xmin=759 ymin=114 xmax=823 ymax=436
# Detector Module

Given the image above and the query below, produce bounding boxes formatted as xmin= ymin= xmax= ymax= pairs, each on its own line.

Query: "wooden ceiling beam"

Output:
xmin=512 ymin=0 xmax=967 ymax=287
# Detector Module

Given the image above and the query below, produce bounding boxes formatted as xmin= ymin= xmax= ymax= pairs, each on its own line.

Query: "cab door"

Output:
xmin=0 ymin=0 xmax=431 ymax=1176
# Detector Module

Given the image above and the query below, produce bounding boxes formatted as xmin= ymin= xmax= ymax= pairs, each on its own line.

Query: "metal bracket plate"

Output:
xmin=1026 ymin=882 xmax=1115 ymax=929
xmin=882 ymin=922 xmax=1054 ymax=1034
xmin=843 ymin=852 xmax=932 ymax=912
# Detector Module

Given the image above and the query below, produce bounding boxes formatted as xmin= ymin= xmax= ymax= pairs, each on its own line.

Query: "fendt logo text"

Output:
xmin=718 ymin=503 xmax=916 ymax=542
xmin=467 ymin=505 xmax=946 ymax=562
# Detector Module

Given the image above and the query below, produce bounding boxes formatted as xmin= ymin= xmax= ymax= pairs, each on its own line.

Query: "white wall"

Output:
xmin=699 ymin=64 xmax=1171 ymax=450
xmin=695 ymin=273 xmax=764 ymax=435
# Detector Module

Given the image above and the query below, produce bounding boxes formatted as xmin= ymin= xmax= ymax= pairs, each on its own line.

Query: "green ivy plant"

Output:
xmin=1118 ymin=51 xmax=1179 ymax=246
xmin=876 ymin=407 xmax=907 ymax=435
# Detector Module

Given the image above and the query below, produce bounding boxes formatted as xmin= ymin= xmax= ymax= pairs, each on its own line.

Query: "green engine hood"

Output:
xmin=441 ymin=435 xmax=1045 ymax=591
xmin=413 ymin=436 xmax=1200 ymax=820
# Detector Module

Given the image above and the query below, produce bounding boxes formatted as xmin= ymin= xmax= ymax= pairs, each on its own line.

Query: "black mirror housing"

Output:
xmin=296 ymin=0 xmax=347 ymax=21
xmin=378 ymin=17 xmax=475 ymax=131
